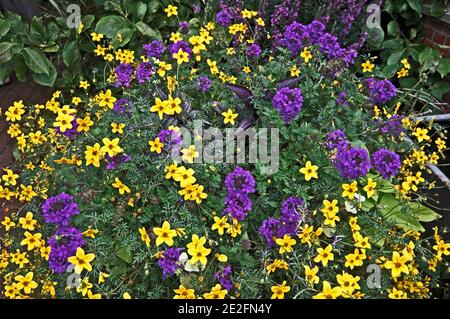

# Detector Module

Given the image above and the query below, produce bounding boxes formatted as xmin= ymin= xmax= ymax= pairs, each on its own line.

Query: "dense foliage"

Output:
xmin=0 ymin=2 xmax=450 ymax=300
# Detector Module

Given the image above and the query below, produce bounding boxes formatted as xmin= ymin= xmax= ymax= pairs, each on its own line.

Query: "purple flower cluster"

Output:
xmin=48 ymin=226 xmax=84 ymax=274
xmin=247 ymin=43 xmax=261 ymax=59
xmin=364 ymin=78 xmax=397 ymax=105
xmin=179 ymin=21 xmax=190 ymax=33
xmin=158 ymin=247 xmax=183 ymax=279
xmin=113 ymin=98 xmax=131 ymax=116
xmin=215 ymin=266 xmax=233 ymax=291
xmin=334 ymin=147 xmax=371 ymax=179
xmin=282 ymin=20 xmax=357 ymax=65
xmin=216 ymin=9 xmax=233 ymax=26
xmin=259 ymin=196 xmax=304 ymax=247
xmin=378 ymin=114 xmax=404 ymax=137
xmin=272 ymin=87 xmax=303 ymax=123
xmin=136 ymin=62 xmax=155 ymax=84
xmin=106 ymin=154 xmax=131 ymax=170
xmin=270 ymin=0 xmax=302 ymax=46
xmin=325 ymin=129 xmax=349 ymax=152
xmin=168 ymin=41 xmax=193 ymax=59
xmin=215 ymin=0 xmax=243 ymax=26
xmin=115 ymin=63 xmax=134 ymax=87
xmin=158 ymin=129 xmax=183 ymax=154
xmin=42 ymin=193 xmax=79 ymax=226
xmin=223 ymin=167 xmax=255 ymax=221
xmin=197 ymin=76 xmax=212 ymax=93
xmin=143 ymin=40 xmax=164 ymax=59
xmin=43 ymin=193 xmax=84 ymax=273
xmin=371 ymin=149 xmax=401 ymax=179
xmin=336 ymin=91 xmax=349 ymax=107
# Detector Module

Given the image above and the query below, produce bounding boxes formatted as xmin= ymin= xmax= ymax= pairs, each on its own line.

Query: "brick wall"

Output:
xmin=423 ymin=14 xmax=450 ymax=107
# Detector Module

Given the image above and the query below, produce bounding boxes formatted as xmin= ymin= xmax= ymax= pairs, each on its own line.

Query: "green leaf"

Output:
xmin=387 ymin=49 xmax=405 ymax=65
xmin=147 ymin=0 xmax=160 ymax=13
xmin=116 ymin=247 xmax=132 ymax=264
xmin=419 ymin=47 xmax=441 ymax=68
xmin=82 ymin=15 xmax=95 ymax=29
xmin=366 ymin=26 xmax=385 ymax=49
xmin=95 ymin=15 xmax=130 ymax=38
xmin=387 ymin=21 xmax=399 ymax=36
xmin=430 ymin=0 xmax=445 ymax=17
xmin=437 ymin=58 xmax=450 ymax=78
xmin=0 ymin=19 xmax=11 ymax=39
xmin=382 ymin=39 xmax=404 ymax=50
xmin=31 ymin=59 xmax=56 ymax=86
xmin=135 ymin=21 xmax=161 ymax=40
xmin=14 ymin=58 xmax=27 ymax=81
xmin=431 ymin=81 xmax=450 ymax=99
xmin=408 ymin=202 xmax=441 ymax=222
xmin=30 ymin=17 xmax=45 ymax=39
xmin=0 ymin=42 xmax=14 ymax=64
xmin=406 ymin=0 xmax=422 ymax=14
xmin=399 ymin=77 xmax=419 ymax=88
xmin=111 ymin=28 xmax=134 ymax=48
xmin=382 ymin=64 xmax=398 ymax=78
xmin=62 ymin=40 xmax=80 ymax=67
xmin=23 ymin=47 xmax=50 ymax=75
xmin=131 ymin=2 xmax=147 ymax=21
xmin=379 ymin=194 xmax=424 ymax=231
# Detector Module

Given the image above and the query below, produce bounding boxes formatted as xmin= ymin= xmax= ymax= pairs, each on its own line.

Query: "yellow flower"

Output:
xmin=401 ymin=58 xmax=411 ymax=69
xmin=166 ymin=95 xmax=182 ymax=115
xmin=76 ymin=116 xmax=93 ymax=132
xmin=217 ymin=254 xmax=228 ymax=263
xmin=97 ymin=90 xmax=116 ymax=109
xmin=157 ymin=61 xmax=172 ymax=77
xmin=67 ymin=247 xmax=96 ymax=274
xmin=211 ymin=216 xmax=230 ymax=235
xmin=2 ymin=169 xmax=19 ymax=186
xmin=353 ymin=232 xmax=371 ymax=249
xmin=336 ymin=271 xmax=360 ymax=296
xmin=148 ymin=137 xmax=164 ymax=154
xmin=397 ymin=68 xmax=409 ymax=78
xmin=300 ymin=47 xmax=312 ymax=63
xmin=256 ymin=17 xmax=265 ymax=26
xmin=290 ymin=65 xmax=300 ymax=77
xmin=221 ymin=109 xmax=238 ymax=125
xmin=174 ymin=166 xmax=196 ymax=188
xmin=164 ymin=4 xmax=178 ymax=17
xmin=203 ymin=284 xmax=227 ymax=299
xmin=14 ymin=272 xmax=38 ymax=294
xmin=19 ymin=212 xmax=37 ymax=231
xmin=91 ymin=32 xmax=104 ymax=42
xmin=271 ymin=281 xmax=290 ymax=299
xmin=112 ymin=177 xmax=131 ymax=195
xmin=433 ymin=239 xmax=450 ymax=257
xmin=361 ymin=60 xmax=375 ymax=73
xmin=304 ymin=265 xmax=320 ymax=285
xmin=313 ymin=281 xmax=342 ymax=299
xmin=388 ymin=287 xmax=407 ymax=299
xmin=227 ymin=218 xmax=242 ymax=238
xmin=123 ymin=292 xmax=132 ymax=299
xmin=174 ymin=285 xmax=196 ymax=299
xmin=299 ymin=161 xmax=319 ymax=181
xmin=241 ymin=9 xmax=257 ymax=18
xmin=173 ymin=48 xmax=189 ymax=64
xmin=139 ymin=227 xmax=151 ymax=247
xmin=83 ymin=227 xmax=99 ymax=239
xmin=76 ymin=277 xmax=93 ymax=296
xmin=78 ymin=81 xmax=89 ymax=90
xmin=85 ymin=143 xmax=103 ymax=168
xmin=275 ymin=234 xmax=296 ymax=254
xmin=53 ymin=113 xmax=74 ymax=132
xmin=412 ymin=127 xmax=430 ymax=143
xmin=1 ymin=217 xmax=16 ymax=231
xmin=101 ymin=138 xmax=123 ymax=157
xmin=20 ymin=231 xmax=42 ymax=251
xmin=342 ymin=181 xmax=358 ymax=200
xmin=170 ymin=32 xmax=182 ymax=43
xmin=153 ymin=221 xmax=177 ymax=246
xmin=150 ymin=97 xmax=169 ymax=120
xmin=363 ymin=178 xmax=377 ymax=198
xmin=243 ymin=66 xmax=251 ymax=74
xmin=98 ymin=272 xmax=110 ymax=284
xmin=384 ymin=251 xmax=410 ymax=278
xmin=87 ymin=290 xmax=102 ymax=299
xmin=165 ymin=162 xmax=179 ymax=179
xmin=314 ymin=244 xmax=334 ymax=267
xmin=181 ymin=145 xmax=199 ymax=163
xmin=111 ymin=122 xmax=125 ymax=134
xmin=321 ymin=199 xmax=339 ymax=215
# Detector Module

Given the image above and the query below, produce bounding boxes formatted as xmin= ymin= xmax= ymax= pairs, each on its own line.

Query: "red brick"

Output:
xmin=433 ymin=32 xmax=446 ymax=44
xmin=425 ymin=26 xmax=435 ymax=40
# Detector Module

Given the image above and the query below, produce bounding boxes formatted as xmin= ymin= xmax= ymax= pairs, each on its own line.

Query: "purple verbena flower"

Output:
xmin=334 ymin=147 xmax=371 ymax=179
xmin=197 ymin=76 xmax=212 ymax=93
xmin=143 ymin=40 xmax=165 ymax=59
xmin=326 ymin=129 xmax=349 ymax=152
xmin=215 ymin=266 xmax=233 ymax=291
xmin=42 ymin=193 xmax=79 ymax=226
xmin=48 ymin=226 xmax=84 ymax=274
xmin=115 ymin=63 xmax=134 ymax=87
xmin=272 ymin=87 xmax=303 ymax=123
xmin=371 ymin=148 xmax=401 ymax=179
xmin=136 ymin=62 xmax=155 ymax=84
xmin=158 ymin=247 xmax=183 ymax=279
xmin=224 ymin=166 xmax=256 ymax=194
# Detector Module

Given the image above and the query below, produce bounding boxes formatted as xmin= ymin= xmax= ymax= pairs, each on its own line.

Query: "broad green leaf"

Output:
xmin=31 ymin=59 xmax=56 ymax=86
xmin=30 ymin=17 xmax=45 ymax=39
xmin=62 ymin=40 xmax=80 ymax=67
xmin=431 ymin=81 xmax=450 ymax=99
xmin=367 ymin=26 xmax=384 ymax=48
xmin=147 ymin=0 xmax=160 ymax=13
xmin=135 ymin=21 xmax=162 ymax=40
xmin=23 ymin=47 xmax=50 ymax=75
xmin=406 ymin=0 xmax=422 ymax=14
xmin=387 ymin=49 xmax=405 ymax=65
xmin=382 ymin=64 xmax=397 ymax=78
xmin=382 ymin=39 xmax=404 ymax=49
xmin=430 ymin=0 xmax=445 ymax=17
xmin=116 ymin=247 xmax=132 ymax=264
xmin=419 ymin=47 xmax=441 ymax=68
xmin=379 ymin=194 xmax=424 ymax=231
xmin=95 ymin=15 xmax=130 ymax=38
xmin=111 ymin=28 xmax=134 ymax=48
xmin=408 ymin=202 xmax=441 ymax=222
xmin=0 ymin=19 xmax=11 ymax=39
xmin=387 ymin=21 xmax=399 ymax=36
xmin=82 ymin=15 xmax=95 ymax=29
xmin=437 ymin=58 xmax=450 ymax=78
xmin=0 ymin=42 xmax=14 ymax=64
